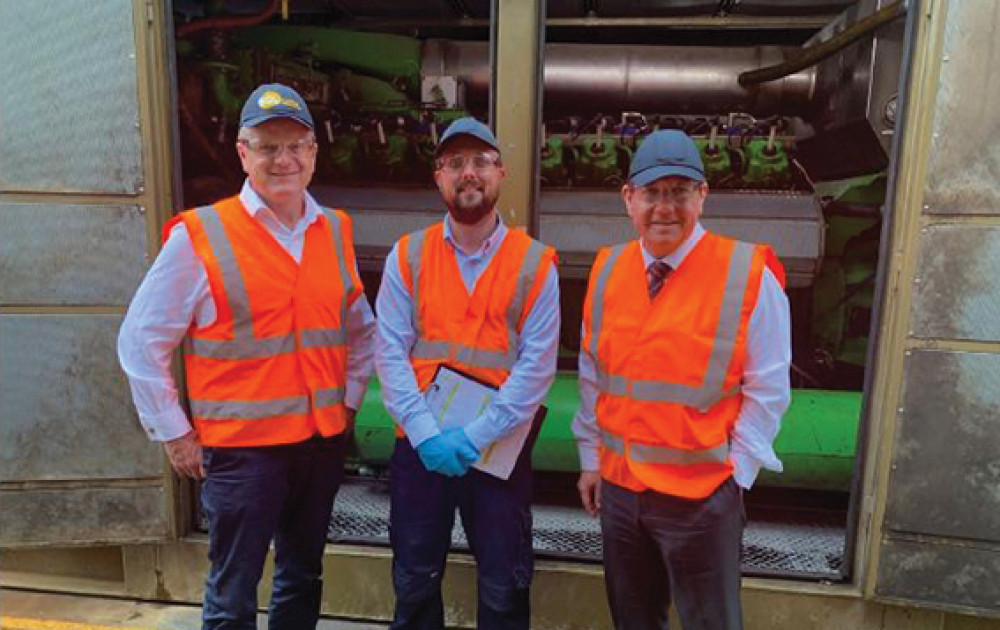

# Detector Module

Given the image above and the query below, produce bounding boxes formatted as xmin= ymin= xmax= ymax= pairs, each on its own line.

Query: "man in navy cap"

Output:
xmin=375 ymin=117 xmax=560 ymax=629
xmin=572 ymin=129 xmax=791 ymax=629
xmin=119 ymin=83 xmax=375 ymax=628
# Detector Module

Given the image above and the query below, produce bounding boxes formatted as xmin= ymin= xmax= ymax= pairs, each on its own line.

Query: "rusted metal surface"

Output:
xmin=910 ymin=226 xmax=1000 ymax=341
xmin=886 ymin=350 xmax=1000 ymax=541
xmin=876 ymin=537 xmax=1000 ymax=616
xmin=0 ymin=315 xmax=161 ymax=481
xmin=0 ymin=204 xmax=148 ymax=306
xmin=0 ymin=0 xmax=143 ymax=194
xmin=923 ymin=1 xmax=1000 ymax=216
xmin=0 ymin=486 xmax=166 ymax=548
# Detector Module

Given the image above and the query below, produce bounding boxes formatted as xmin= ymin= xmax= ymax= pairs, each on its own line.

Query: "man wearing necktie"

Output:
xmin=572 ymin=129 xmax=791 ymax=630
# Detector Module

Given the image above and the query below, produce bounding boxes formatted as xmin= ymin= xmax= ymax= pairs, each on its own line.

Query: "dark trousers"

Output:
xmin=200 ymin=434 xmax=347 ymax=630
xmin=388 ymin=438 xmax=534 ymax=630
xmin=600 ymin=477 xmax=745 ymax=630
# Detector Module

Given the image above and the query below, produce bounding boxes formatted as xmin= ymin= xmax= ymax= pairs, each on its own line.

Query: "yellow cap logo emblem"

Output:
xmin=258 ymin=90 xmax=301 ymax=110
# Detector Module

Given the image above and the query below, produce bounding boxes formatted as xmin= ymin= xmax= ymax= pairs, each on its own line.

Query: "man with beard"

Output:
xmin=375 ymin=117 xmax=560 ymax=629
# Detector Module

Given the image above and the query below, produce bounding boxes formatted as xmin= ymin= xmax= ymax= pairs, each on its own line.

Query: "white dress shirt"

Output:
xmin=374 ymin=214 xmax=560 ymax=451
xmin=571 ymin=222 xmax=791 ymax=489
xmin=118 ymin=180 xmax=376 ymax=442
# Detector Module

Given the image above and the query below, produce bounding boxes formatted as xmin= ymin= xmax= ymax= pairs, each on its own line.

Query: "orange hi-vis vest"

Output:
xmin=395 ymin=222 xmax=556 ymax=438
xmin=583 ymin=231 xmax=783 ymax=499
xmin=176 ymin=195 xmax=363 ymax=447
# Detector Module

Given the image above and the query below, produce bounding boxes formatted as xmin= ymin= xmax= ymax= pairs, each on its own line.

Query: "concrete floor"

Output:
xmin=0 ymin=589 xmax=387 ymax=629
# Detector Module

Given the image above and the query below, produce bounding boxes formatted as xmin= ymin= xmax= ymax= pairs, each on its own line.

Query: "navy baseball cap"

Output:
xmin=435 ymin=117 xmax=500 ymax=156
xmin=629 ymin=130 xmax=705 ymax=186
xmin=240 ymin=83 xmax=314 ymax=130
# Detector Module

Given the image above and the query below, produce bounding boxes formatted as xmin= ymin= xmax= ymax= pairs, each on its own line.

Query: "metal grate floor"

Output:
xmin=328 ymin=481 xmax=847 ymax=579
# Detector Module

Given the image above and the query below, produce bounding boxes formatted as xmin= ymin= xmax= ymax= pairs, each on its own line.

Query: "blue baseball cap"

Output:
xmin=629 ymin=130 xmax=705 ymax=186
xmin=435 ymin=117 xmax=500 ymax=156
xmin=240 ymin=83 xmax=314 ymax=130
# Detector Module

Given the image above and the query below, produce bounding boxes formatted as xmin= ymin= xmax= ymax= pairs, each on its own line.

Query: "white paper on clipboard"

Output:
xmin=423 ymin=365 xmax=532 ymax=480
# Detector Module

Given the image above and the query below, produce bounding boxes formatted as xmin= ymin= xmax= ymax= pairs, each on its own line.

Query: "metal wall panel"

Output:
xmin=0 ymin=0 xmax=143 ymax=194
xmin=910 ymin=226 xmax=1000 ymax=341
xmin=0 ymin=203 xmax=148 ymax=306
xmin=885 ymin=350 xmax=1000 ymax=542
xmin=922 ymin=1 xmax=1000 ymax=216
xmin=0 ymin=486 xmax=166 ymax=547
xmin=876 ymin=538 xmax=1000 ymax=615
xmin=0 ymin=315 xmax=162 ymax=481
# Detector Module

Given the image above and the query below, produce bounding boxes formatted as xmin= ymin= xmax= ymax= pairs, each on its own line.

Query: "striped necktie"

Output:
xmin=647 ymin=260 xmax=672 ymax=299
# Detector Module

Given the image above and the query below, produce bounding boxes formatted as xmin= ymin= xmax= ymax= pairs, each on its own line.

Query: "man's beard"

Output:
xmin=447 ymin=183 xmax=496 ymax=225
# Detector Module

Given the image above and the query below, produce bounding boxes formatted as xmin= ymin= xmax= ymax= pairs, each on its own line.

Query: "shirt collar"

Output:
xmin=239 ymin=179 xmax=323 ymax=227
xmin=640 ymin=222 xmax=706 ymax=270
xmin=442 ymin=213 xmax=506 ymax=256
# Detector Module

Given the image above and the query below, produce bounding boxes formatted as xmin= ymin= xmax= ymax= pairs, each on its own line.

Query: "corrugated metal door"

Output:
xmin=873 ymin=0 xmax=1000 ymax=617
xmin=0 ymin=0 xmax=172 ymax=547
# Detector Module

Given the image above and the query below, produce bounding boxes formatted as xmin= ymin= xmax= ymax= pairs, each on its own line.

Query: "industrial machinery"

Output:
xmin=172 ymin=0 xmax=894 ymax=500
xmin=11 ymin=0 xmax=1000 ymax=625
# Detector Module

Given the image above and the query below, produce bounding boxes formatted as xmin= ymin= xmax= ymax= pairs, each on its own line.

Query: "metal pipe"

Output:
xmin=738 ymin=1 xmax=906 ymax=86
xmin=424 ymin=40 xmax=816 ymax=116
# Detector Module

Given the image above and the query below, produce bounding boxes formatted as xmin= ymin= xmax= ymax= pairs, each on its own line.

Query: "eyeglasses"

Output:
xmin=436 ymin=152 xmax=500 ymax=173
xmin=238 ymin=138 xmax=316 ymax=159
xmin=633 ymin=183 xmax=701 ymax=206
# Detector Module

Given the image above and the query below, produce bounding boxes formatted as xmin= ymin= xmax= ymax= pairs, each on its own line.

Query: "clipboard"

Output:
xmin=424 ymin=364 xmax=546 ymax=480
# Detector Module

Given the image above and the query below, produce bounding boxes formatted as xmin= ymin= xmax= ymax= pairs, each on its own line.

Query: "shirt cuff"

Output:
xmin=139 ymin=406 xmax=193 ymax=442
xmin=344 ymin=378 xmax=368 ymax=411
xmin=404 ymin=411 xmax=442 ymax=449
xmin=730 ymin=449 xmax=782 ymax=489
xmin=464 ymin=415 xmax=500 ymax=452
xmin=577 ymin=444 xmax=599 ymax=471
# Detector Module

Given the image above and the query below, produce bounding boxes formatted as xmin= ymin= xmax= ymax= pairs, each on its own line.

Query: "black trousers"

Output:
xmin=600 ymin=477 xmax=745 ymax=630
xmin=200 ymin=434 xmax=347 ymax=630
xmin=388 ymin=438 xmax=534 ymax=630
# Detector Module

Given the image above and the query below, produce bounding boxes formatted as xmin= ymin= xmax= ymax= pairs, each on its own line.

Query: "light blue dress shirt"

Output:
xmin=375 ymin=214 xmax=560 ymax=451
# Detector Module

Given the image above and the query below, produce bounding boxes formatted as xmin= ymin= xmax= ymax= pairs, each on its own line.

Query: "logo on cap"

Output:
xmin=258 ymin=91 xmax=301 ymax=111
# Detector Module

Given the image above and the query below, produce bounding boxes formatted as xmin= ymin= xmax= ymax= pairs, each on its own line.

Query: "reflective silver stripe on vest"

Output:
xmin=631 ymin=441 xmax=730 ymax=465
xmin=601 ymin=430 xmax=626 ymax=456
xmin=186 ymin=334 xmax=295 ymax=359
xmin=322 ymin=208 xmax=354 ymax=320
xmin=196 ymin=205 xmax=256 ymax=345
xmin=592 ymin=241 xmax=755 ymax=412
xmin=407 ymin=228 xmax=428 ymax=338
xmin=588 ymin=244 xmax=627 ymax=361
xmin=186 ymin=205 xmax=349 ymax=360
xmin=300 ymin=328 xmax=347 ymax=349
xmin=314 ymin=387 xmax=346 ymax=408
xmin=410 ymin=339 xmax=517 ymax=370
xmin=601 ymin=430 xmax=729 ymax=465
xmin=191 ymin=396 xmax=310 ymax=420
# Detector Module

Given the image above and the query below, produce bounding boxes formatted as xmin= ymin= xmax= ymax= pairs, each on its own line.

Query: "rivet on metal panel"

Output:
xmin=942 ymin=55 xmax=949 ymax=62
xmin=897 ymin=407 xmax=904 ymax=413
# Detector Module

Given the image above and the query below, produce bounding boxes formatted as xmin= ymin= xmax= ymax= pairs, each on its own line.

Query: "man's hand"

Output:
xmin=416 ymin=434 xmax=465 ymax=477
xmin=441 ymin=428 xmax=480 ymax=473
xmin=578 ymin=471 xmax=602 ymax=517
xmin=164 ymin=431 xmax=205 ymax=479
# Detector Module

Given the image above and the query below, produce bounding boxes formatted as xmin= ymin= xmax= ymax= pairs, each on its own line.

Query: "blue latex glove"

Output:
xmin=416 ymin=434 xmax=465 ymax=477
xmin=441 ymin=428 xmax=480 ymax=472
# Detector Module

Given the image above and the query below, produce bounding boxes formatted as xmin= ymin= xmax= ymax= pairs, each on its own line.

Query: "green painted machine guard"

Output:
xmin=354 ymin=374 xmax=861 ymax=491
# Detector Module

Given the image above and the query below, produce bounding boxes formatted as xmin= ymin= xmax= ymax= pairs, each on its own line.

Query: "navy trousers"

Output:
xmin=200 ymin=434 xmax=347 ymax=630
xmin=388 ymin=438 xmax=534 ymax=630
xmin=600 ymin=477 xmax=746 ymax=630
